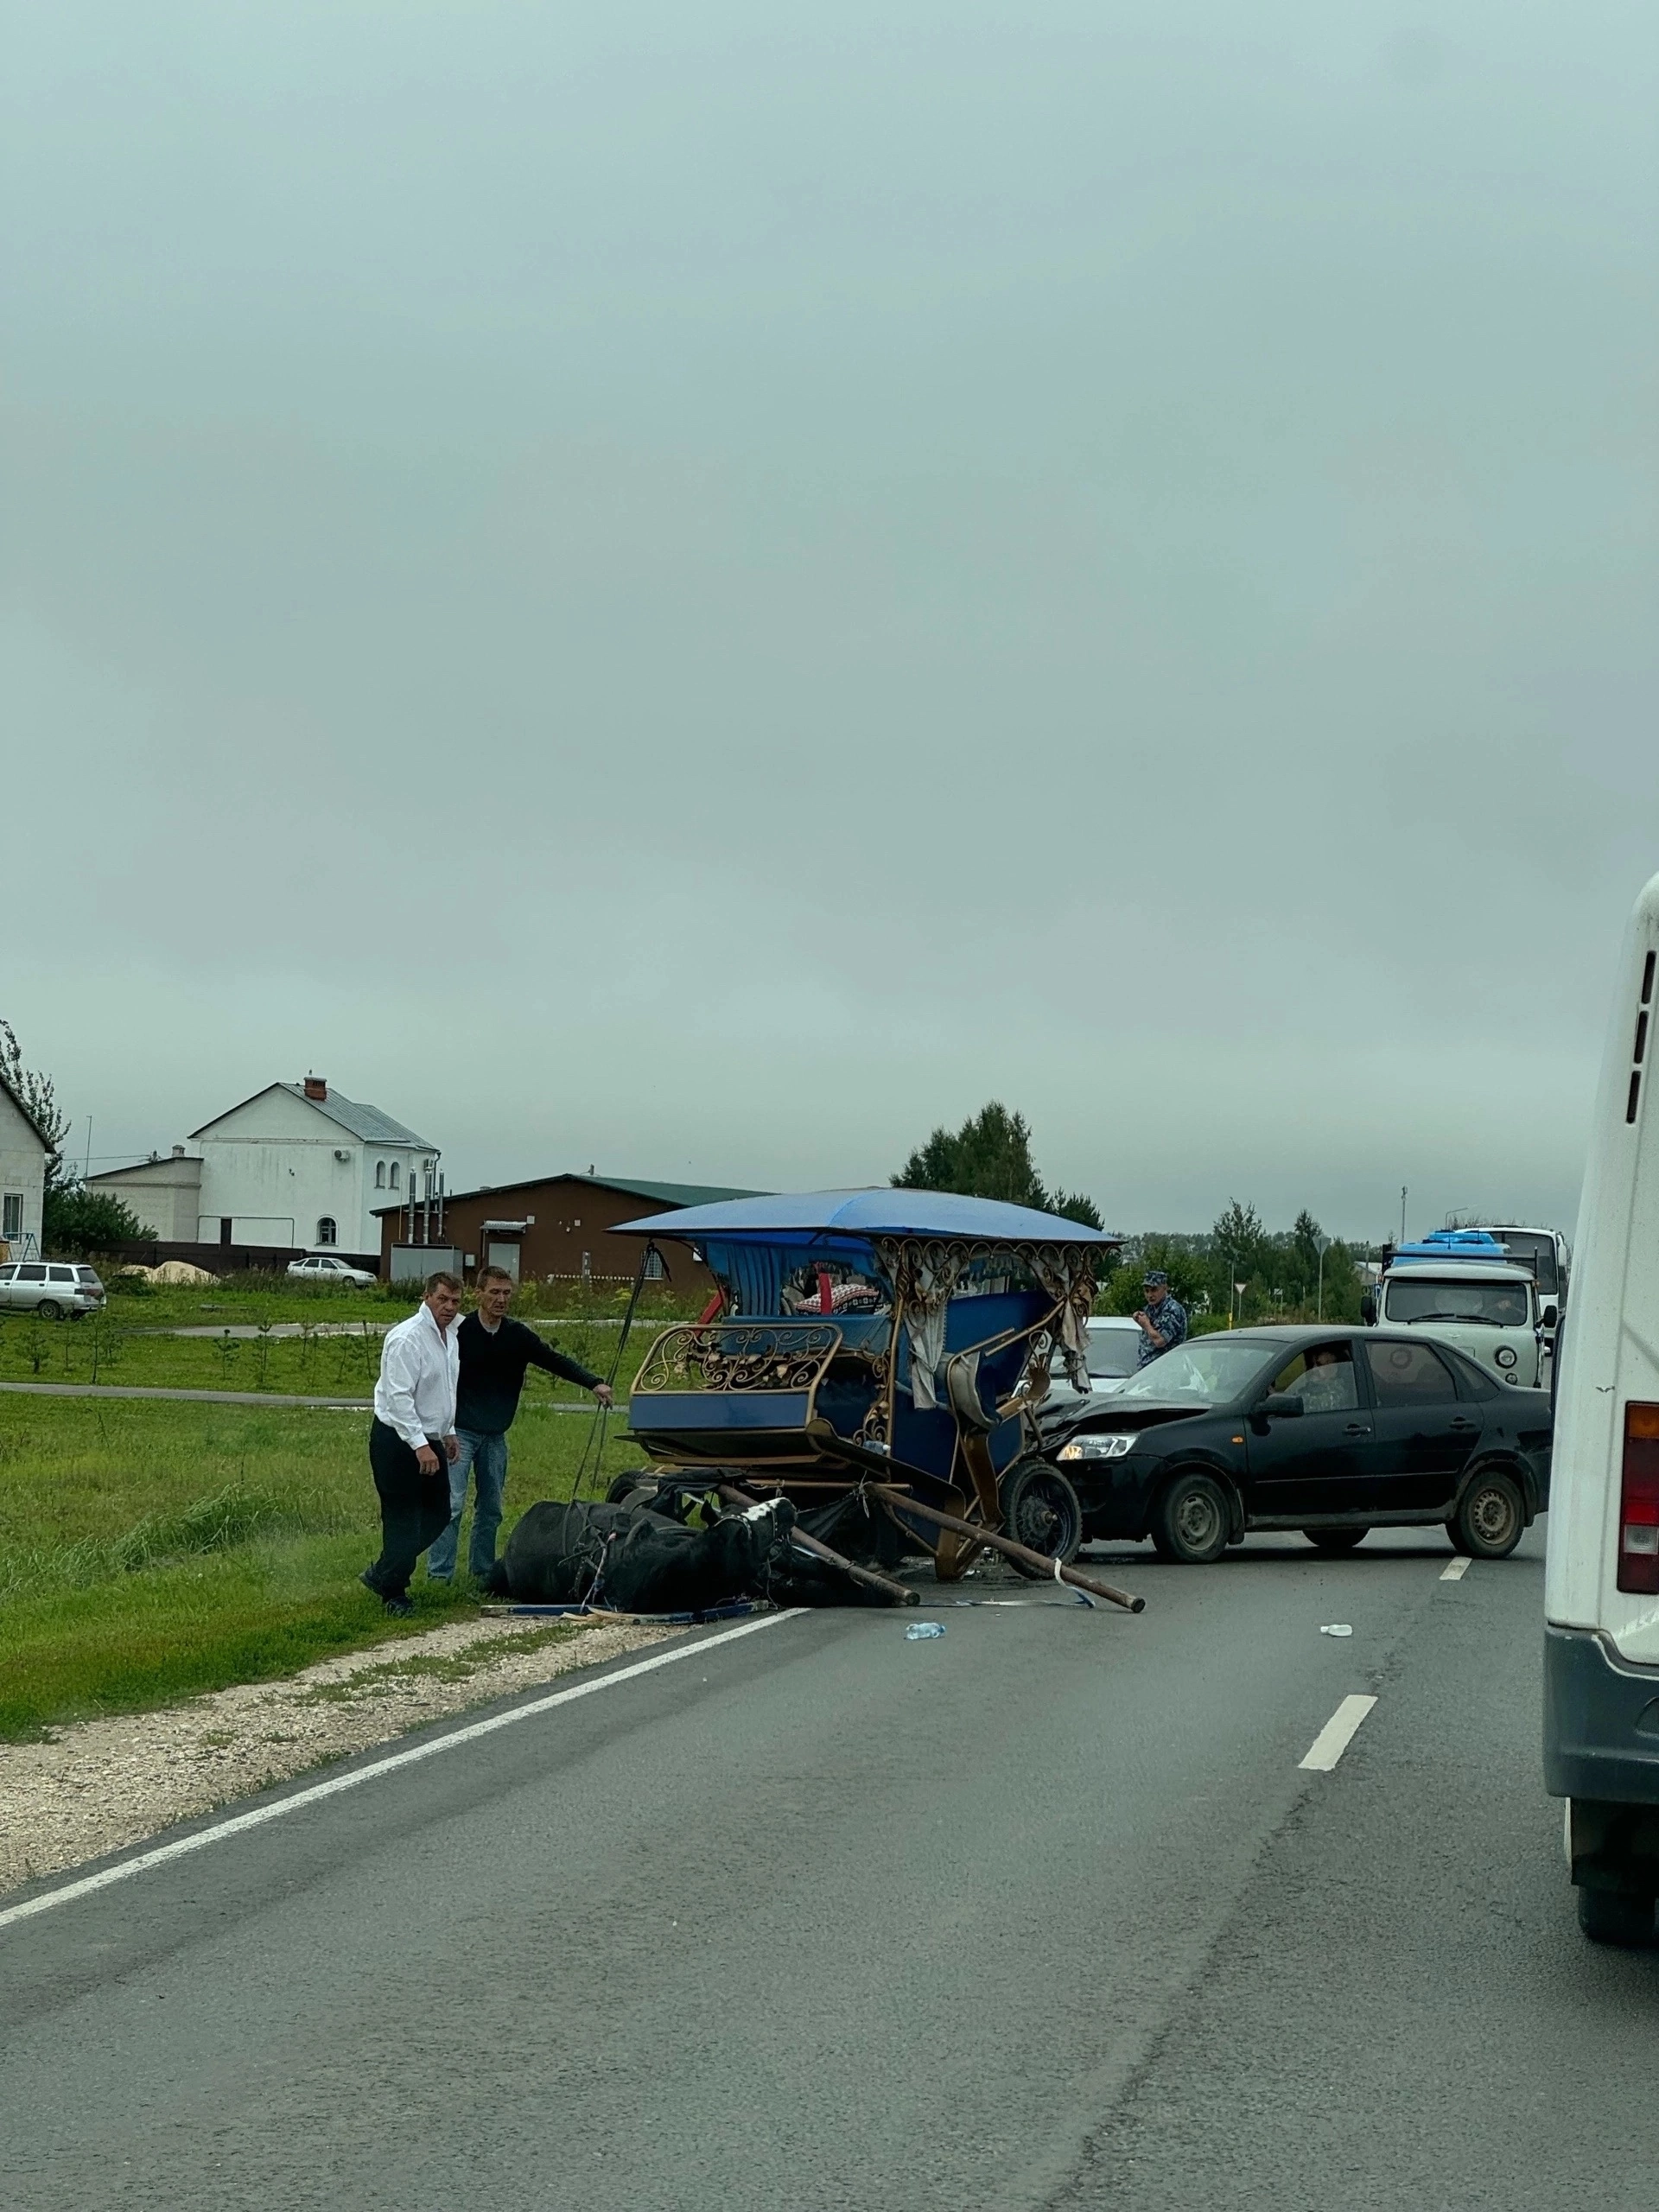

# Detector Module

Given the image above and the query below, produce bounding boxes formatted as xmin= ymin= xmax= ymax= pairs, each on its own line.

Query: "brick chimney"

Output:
xmin=302 ymin=1075 xmax=327 ymax=1102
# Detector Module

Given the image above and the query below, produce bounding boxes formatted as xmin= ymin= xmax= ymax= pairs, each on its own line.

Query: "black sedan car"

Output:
xmin=1033 ymin=1325 xmax=1552 ymax=1563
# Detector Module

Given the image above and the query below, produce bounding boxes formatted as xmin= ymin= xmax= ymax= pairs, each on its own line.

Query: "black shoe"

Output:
xmin=382 ymin=1593 xmax=414 ymax=1618
xmin=359 ymin=1569 xmax=385 ymax=1599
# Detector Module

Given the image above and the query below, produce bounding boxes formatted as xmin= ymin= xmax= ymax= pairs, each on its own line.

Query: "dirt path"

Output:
xmin=0 ymin=1611 xmax=671 ymax=1900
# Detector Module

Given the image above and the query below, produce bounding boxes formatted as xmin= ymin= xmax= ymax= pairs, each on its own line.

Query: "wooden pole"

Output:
xmin=863 ymin=1481 xmax=1146 ymax=1613
xmin=716 ymin=1484 xmax=918 ymax=1606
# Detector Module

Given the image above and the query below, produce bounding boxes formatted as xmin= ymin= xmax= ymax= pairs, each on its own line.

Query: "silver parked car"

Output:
xmin=286 ymin=1253 xmax=378 ymax=1287
xmin=1048 ymin=1314 xmax=1147 ymax=1396
xmin=0 ymin=1262 xmax=107 ymax=1319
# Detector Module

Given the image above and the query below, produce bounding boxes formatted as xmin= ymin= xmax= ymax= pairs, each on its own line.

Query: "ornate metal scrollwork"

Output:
xmin=634 ymin=1322 xmax=841 ymax=1395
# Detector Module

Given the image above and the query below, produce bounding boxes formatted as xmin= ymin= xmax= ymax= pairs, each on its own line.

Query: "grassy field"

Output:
xmin=0 ymin=1395 xmax=649 ymax=1741
xmin=0 ymin=1310 xmax=658 ymax=1398
xmin=88 ymin=1274 xmax=709 ymax=1331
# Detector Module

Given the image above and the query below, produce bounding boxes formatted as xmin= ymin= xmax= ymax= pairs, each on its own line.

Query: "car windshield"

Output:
xmin=1114 ymin=1339 xmax=1274 ymax=1402
xmin=1084 ymin=1330 xmax=1141 ymax=1379
xmin=1384 ymin=1276 xmax=1530 ymax=1328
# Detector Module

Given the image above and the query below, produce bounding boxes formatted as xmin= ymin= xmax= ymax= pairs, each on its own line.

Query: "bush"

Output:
xmin=42 ymin=1186 xmax=156 ymax=1259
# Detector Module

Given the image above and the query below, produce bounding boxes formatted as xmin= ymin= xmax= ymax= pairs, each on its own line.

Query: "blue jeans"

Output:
xmin=426 ymin=1428 xmax=510 ymax=1580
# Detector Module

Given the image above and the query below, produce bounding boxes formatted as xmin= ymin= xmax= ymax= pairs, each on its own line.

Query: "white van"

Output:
xmin=1544 ymin=869 xmax=1659 ymax=1943
xmin=1369 ymin=1258 xmax=1543 ymax=1388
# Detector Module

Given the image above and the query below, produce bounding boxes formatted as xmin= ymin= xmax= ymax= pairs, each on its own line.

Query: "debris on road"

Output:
xmin=905 ymin=1622 xmax=945 ymax=1640
xmin=1319 ymin=1623 xmax=1355 ymax=1637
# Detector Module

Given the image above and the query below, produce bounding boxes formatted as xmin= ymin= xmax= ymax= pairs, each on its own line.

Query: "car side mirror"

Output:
xmin=1255 ymin=1393 xmax=1305 ymax=1419
xmin=1360 ymin=1293 xmax=1376 ymax=1326
xmin=1541 ymin=1304 xmax=1559 ymax=1331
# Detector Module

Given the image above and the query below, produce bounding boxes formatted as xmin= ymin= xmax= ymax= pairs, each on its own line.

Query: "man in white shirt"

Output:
xmin=361 ymin=1270 xmax=462 ymax=1616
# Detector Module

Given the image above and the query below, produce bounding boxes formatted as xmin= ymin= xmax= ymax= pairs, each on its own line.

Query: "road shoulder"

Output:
xmin=0 ymin=1610 xmax=671 ymax=1900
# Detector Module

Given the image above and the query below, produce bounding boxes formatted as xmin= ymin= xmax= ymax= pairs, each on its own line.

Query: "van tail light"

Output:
xmin=1618 ymin=1403 xmax=1659 ymax=1593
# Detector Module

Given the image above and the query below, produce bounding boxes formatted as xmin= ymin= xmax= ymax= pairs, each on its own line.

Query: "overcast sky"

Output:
xmin=4 ymin=0 xmax=1656 ymax=1241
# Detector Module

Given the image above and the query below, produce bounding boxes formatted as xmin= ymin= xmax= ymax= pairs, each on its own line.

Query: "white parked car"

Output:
xmin=0 ymin=1262 xmax=107 ymax=1319
xmin=287 ymin=1254 xmax=378 ymax=1287
xmin=1049 ymin=1314 xmax=1147 ymax=1396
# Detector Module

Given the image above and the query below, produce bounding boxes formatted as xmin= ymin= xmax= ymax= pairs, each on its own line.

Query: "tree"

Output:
xmin=893 ymin=1102 xmax=1104 ymax=1227
xmin=0 ymin=1019 xmax=70 ymax=1190
xmin=43 ymin=1186 xmax=155 ymax=1258
xmin=1102 ymin=1236 xmax=1209 ymax=1316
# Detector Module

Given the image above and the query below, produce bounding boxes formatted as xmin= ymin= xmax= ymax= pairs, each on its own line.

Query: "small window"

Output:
xmin=1273 ymin=1343 xmax=1360 ymax=1413
xmin=1366 ymin=1338 xmax=1457 ymax=1408
xmin=76 ymin=1267 xmax=99 ymax=1282
xmin=389 ymin=1162 xmax=400 ymax=1191
xmin=375 ymin=1160 xmax=386 ymax=1189
xmin=0 ymin=1265 xmax=16 ymax=1281
xmin=2 ymin=1193 xmax=22 ymax=1238
xmin=48 ymin=1266 xmax=76 ymax=1282
xmin=643 ymin=1249 xmax=666 ymax=1281
xmin=18 ymin=1264 xmax=46 ymax=1281
xmin=316 ymin=1217 xmax=338 ymax=1247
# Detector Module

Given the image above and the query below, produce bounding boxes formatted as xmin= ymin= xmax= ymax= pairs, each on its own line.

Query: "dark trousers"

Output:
xmin=366 ymin=1419 xmax=452 ymax=1599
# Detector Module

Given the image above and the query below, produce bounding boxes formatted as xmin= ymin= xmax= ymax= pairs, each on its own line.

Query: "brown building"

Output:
xmin=375 ymin=1173 xmax=764 ymax=1292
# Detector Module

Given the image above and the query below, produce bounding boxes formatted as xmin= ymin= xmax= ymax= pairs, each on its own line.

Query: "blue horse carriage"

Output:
xmin=613 ymin=1190 xmax=1122 ymax=1583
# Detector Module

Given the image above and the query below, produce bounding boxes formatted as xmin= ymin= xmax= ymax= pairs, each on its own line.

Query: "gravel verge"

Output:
xmin=0 ymin=1611 xmax=672 ymax=1898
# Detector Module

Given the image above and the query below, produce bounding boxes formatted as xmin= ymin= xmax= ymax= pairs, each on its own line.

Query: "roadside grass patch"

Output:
xmin=0 ymin=1398 xmax=629 ymax=1740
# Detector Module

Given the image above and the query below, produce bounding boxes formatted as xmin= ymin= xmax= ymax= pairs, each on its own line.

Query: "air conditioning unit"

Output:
xmin=334 ymin=1149 xmax=351 ymax=1162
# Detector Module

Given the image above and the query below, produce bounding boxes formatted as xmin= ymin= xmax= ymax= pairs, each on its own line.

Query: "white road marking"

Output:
xmin=1299 ymin=1693 xmax=1377 ymax=1772
xmin=0 ymin=1610 xmax=804 ymax=1936
xmin=1440 ymin=1556 xmax=1471 ymax=1582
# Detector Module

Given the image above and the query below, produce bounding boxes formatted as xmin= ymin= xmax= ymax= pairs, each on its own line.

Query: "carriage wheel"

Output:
xmin=998 ymin=1459 xmax=1084 ymax=1580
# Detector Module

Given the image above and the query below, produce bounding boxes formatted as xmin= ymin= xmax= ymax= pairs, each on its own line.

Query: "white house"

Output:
xmin=88 ymin=1077 xmax=440 ymax=1258
xmin=0 ymin=1073 xmax=48 ymax=1259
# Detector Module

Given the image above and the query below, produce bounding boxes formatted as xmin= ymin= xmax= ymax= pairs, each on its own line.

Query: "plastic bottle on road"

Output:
xmin=905 ymin=1621 xmax=945 ymax=1640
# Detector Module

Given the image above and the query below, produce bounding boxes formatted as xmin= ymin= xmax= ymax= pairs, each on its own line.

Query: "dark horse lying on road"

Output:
xmin=482 ymin=1494 xmax=796 ymax=1614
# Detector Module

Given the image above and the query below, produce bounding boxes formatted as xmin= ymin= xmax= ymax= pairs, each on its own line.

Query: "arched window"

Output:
xmin=374 ymin=1160 xmax=386 ymax=1188
xmin=389 ymin=1162 xmax=400 ymax=1191
xmin=316 ymin=1217 xmax=337 ymax=1247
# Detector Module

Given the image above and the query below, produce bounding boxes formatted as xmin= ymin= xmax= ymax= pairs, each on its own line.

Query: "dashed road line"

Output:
xmin=1440 ymin=1556 xmax=1471 ymax=1583
xmin=1299 ymin=1694 xmax=1377 ymax=1771
xmin=0 ymin=1609 xmax=802 ymax=1936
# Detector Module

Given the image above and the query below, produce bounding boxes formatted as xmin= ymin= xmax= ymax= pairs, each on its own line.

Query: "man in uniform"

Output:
xmin=1133 ymin=1268 xmax=1189 ymax=1367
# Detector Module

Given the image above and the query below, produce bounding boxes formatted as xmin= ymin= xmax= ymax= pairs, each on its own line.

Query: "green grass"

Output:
xmin=95 ymin=1274 xmax=708 ymax=1330
xmin=0 ymin=1311 xmax=660 ymax=1397
xmin=0 ymin=1395 xmax=647 ymax=1740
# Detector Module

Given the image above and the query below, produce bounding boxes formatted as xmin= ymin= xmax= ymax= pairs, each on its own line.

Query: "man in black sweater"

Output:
xmin=426 ymin=1266 xmax=613 ymax=1582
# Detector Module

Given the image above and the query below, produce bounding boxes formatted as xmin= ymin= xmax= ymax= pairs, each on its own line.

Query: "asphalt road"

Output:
xmin=3 ymin=1521 xmax=1655 ymax=2211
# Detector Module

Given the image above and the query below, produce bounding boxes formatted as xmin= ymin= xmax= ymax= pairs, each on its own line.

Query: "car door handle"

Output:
xmin=1344 ymin=1422 xmax=1371 ymax=1435
xmin=1450 ymin=1417 xmax=1478 ymax=1431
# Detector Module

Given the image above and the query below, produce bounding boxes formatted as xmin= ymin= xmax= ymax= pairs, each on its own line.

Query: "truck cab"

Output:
xmin=1364 ymin=1243 xmax=1543 ymax=1389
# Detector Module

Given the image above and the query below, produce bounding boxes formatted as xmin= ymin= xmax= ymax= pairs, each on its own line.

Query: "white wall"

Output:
xmin=0 ymin=1090 xmax=48 ymax=1257
xmin=85 ymin=1155 xmax=202 ymax=1241
xmin=193 ymin=1088 xmax=435 ymax=1252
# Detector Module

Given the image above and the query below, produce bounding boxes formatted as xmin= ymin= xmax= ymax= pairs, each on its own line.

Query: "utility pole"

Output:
xmin=1399 ymin=1185 xmax=1408 ymax=1245
xmin=1316 ymin=1234 xmax=1333 ymax=1321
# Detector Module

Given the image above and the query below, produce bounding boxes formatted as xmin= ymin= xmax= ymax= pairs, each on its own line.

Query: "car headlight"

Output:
xmin=1058 ymin=1433 xmax=1137 ymax=1461
xmin=1495 ymin=1347 xmax=1517 ymax=1370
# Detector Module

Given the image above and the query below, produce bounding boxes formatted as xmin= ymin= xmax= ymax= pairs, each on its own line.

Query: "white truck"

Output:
xmin=1363 ymin=1236 xmax=1546 ymax=1389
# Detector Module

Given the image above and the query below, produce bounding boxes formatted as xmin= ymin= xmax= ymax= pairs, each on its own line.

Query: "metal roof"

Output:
xmin=191 ymin=1083 xmax=436 ymax=1150
xmin=614 ymin=1188 xmax=1119 ymax=1243
xmin=371 ymin=1171 xmax=764 ymax=1217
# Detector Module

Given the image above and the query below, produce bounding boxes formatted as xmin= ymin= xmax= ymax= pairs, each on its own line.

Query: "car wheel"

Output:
xmin=36 ymin=1299 xmax=62 ymax=1321
xmin=1577 ymin=1886 xmax=1656 ymax=1946
xmin=999 ymin=1459 xmax=1084 ymax=1575
xmin=1150 ymin=1471 xmax=1231 ymax=1565
xmin=1452 ymin=1467 xmax=1525 ymax=1560
xmin=1303 ymin=1527 xmax=1370 ymax=1553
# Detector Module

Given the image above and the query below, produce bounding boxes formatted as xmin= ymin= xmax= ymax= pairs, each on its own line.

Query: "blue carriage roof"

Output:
xmin=613 ymin=1187 xmax=1120 ymax=1243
